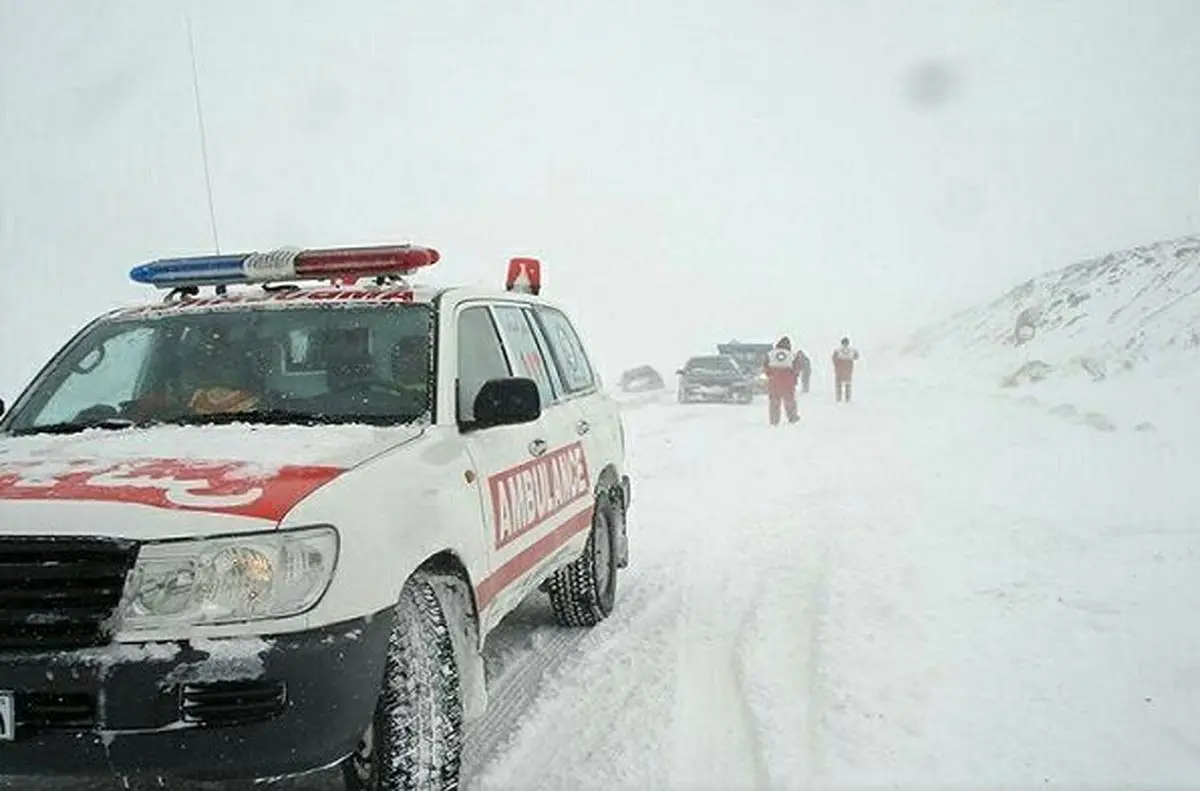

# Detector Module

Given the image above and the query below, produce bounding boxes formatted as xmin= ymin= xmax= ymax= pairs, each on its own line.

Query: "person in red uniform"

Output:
xmin=763 ymin=336 xmax=802 ymax=425
xmin=832 ymin=336 xmax=860 ymax=402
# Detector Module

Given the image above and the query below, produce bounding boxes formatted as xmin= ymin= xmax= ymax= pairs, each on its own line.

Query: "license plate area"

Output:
xmin=0 ymin=690 xmax=14 ymax=741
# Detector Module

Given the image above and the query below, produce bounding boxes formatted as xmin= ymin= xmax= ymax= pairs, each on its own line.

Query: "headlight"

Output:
xmin=114 ymin=525 xmax=339 ymax=632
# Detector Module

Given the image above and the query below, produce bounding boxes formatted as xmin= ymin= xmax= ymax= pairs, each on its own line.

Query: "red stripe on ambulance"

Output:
xmin=0 ymin=458 xmax=343 ymax=522
xmin=475 ymin=506 xmax=594 ymax=609
xmin=488 ymin=441 xmax=591 ymax=549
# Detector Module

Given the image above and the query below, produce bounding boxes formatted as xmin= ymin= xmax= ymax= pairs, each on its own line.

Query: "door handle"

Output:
xmin=529 ymin=438 xmax=548 ymax=457
xmin=576 ymin=419 xmax=590 ymax=435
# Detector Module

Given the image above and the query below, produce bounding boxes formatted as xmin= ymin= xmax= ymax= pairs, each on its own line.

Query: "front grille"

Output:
xmin=0 ymin=536 xmax=138 ymax=651
xmin=17 ymin=691 xmax=96 ymax=730
xmin=180 ymin=680 xmax=288 ymax=726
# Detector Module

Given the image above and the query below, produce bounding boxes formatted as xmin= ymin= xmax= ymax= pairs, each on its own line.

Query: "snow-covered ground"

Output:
xmin=10 ymin=355 xmax=1200 ymax=789
xmin=460 ymin=361 xmax=1200 ymax=790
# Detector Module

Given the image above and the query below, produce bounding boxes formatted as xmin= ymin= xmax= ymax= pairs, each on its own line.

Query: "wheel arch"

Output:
xmin=593 ymin=461 xmax=631 ymax=569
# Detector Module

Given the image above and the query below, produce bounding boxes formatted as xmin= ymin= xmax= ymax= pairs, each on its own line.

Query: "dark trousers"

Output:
xmin=835 ymin=377 xmax=852 ymax=402
xmin=768 ymin=388 xmax=798 ymax=424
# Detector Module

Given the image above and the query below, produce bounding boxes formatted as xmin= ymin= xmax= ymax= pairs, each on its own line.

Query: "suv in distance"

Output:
xmin=675 ymin=354 xmax=754 ymax=404
xmin=716 ymin=341 xmax=773 ymax=394
xmin=0 ymin=244 xmax=633 ymax=790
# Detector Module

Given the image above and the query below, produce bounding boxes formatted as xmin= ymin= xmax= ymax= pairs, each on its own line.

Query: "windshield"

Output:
xmin=2 ymin=303 xmax=433 ymax=435
xmin=686 ymin=356 xmax=739 ymax=375
xmin=720 ymin=348 xmax=769 ymax=371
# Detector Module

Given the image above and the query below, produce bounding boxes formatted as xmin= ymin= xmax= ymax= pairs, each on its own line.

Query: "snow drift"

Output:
xmin=903 ymin=234 xmax=1200 ymax=385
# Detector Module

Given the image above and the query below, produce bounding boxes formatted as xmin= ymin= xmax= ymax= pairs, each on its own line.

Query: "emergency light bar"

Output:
xmin=129 ymin=244 xmax=440 ymax=289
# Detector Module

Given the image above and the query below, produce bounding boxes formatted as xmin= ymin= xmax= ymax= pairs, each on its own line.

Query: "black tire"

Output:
xmin=343 ymin=573 xmax=463 ymax=791
xmin=546 ymin=498 xmax=618 ymax=627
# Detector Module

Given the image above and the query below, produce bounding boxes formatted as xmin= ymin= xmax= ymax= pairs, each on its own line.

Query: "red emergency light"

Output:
xmin=294 ymin=245 xmax=439 ymax=278
xmin=506 ymin=257 xmax=542 ymax=295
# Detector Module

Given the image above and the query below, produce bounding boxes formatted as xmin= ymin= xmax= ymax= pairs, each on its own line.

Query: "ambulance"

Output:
xmin=0 ymin=244 xmax=632 ymax=789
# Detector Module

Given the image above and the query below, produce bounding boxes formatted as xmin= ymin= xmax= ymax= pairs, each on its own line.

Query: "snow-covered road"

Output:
xmin=10 ymin=364 xmax=1200 ymax=789
xmin=464 ymin=366 xmax=1200 ymax=790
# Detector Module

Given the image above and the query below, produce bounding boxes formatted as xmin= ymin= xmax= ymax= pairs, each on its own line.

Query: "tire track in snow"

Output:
xmin=799 ymin=549 xmax=832 ymax=788
xmin=643 ymin=402 xmax=845 ymax=790
xmin=463 ymin=572 xmax=683 ymax=790
xmin=666 ymin=577 xmax=771 ymax=791
xmin=733 ymin=546 xmax=832 ymax=791
xmin=460 ymin=624 xmax=588 ymax=778
xmin=804 ymin=554 xmax=832 ymax=787
xmin=729 ymin=583 xmax=775 ymax=788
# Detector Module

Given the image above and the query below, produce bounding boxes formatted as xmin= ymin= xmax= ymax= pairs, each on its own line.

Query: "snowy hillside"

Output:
xmin=903 ymin=235 xmax=1200 ymax=385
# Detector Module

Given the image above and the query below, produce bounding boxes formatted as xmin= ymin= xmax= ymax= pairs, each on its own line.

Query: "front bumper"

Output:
xmin=0 ymin=610 xmax=393 ymax=782
xmin=682 ymin=381 xmax=752 ymax=400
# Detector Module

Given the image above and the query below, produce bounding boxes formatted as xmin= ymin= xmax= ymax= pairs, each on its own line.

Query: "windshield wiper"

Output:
xmin=157 ymin=409 xmax=420 ymax=428
xmin=10 ymin=417 xmax=137 ymax=437
xmin=9 ymin=410 xmax=422 ymax=436
xmin=156 ymin=409 xmax=340 ymax=428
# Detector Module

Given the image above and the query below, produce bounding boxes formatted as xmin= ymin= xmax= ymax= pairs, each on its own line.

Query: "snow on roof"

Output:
xmin=108 ymin=282 xmax=445 ymax=320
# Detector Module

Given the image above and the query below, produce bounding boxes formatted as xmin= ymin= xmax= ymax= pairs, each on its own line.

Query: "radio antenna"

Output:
xmin=184 ymin=5 xmax=221 ymax=254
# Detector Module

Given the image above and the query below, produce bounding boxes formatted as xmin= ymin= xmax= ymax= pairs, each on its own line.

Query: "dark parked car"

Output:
xmin=716 ymin=341 xmax=773 ymax=394
xmin=676 ymin=354 xmax=754 ymax=403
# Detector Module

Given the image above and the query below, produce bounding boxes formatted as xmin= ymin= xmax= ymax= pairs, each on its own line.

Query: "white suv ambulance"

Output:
xmin=0 ymin=244 xmax=632 ymax=790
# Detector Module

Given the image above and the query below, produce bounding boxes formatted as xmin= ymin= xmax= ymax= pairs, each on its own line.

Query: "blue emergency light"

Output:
xmin=129 ymin=254 xmax=251 ymax=288
xmin=129 ymin=245 xmax=440 ymax=289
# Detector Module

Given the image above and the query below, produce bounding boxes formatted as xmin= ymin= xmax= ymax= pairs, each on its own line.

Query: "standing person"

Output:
xmin=832 ymin=336 xmax=860 ymax=402
xmin=763 ymin=336 xmax=802 ymax=425
xmin=796 ymin=346 xmax=812 ymax=394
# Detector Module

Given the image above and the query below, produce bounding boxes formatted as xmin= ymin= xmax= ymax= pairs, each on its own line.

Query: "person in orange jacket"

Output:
xmin=763 ymin=335 xmax=803 ymax=425
xmin=832 ymin=336 xmax=860 ymax=402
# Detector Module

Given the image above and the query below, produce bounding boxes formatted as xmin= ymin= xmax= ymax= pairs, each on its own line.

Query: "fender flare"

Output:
xmin=420 ymin=552 xmax=488 ymax=723
xmin=593 ymin=463 xmax=631 ymax=568
xmin=594 ymin=463 xmax=630 ymax=512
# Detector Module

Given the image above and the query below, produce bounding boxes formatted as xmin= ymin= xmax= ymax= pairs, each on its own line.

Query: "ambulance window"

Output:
xmin=30 ymin=325 xmax=155 ymax=427
xmin=456 ymin=306 xmax=512 ymax=424
xmin=491 ymin=304 xmax=558 ymax=405
xmin=524 ymin=308 xmax=567 ymax=398
xmin=535 ymin=308 xmax=596 ymax=394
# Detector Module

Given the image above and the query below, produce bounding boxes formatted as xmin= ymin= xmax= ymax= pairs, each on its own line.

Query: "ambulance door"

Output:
xmin=455 ymin=303 xmax=584 ymax=631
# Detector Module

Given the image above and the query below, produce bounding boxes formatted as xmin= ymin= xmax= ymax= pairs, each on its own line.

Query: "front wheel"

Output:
xmin=343 ymin=573 xmax=464 ymax=791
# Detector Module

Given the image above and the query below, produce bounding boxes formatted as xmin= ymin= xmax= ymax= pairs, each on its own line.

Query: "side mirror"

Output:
xmin=472 ymin=377 xmax=541 ymax=429
xmin=0 ymin=398 xmax=5 ymax=418
xmin=675 ymin=369 xmax=684 ymax=375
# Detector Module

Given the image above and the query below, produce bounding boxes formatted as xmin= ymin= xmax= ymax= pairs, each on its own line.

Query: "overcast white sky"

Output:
xmin=2 ymin=0 xmax=1199 ymax=393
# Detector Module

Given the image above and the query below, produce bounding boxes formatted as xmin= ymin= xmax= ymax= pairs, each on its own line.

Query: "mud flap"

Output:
xmin=615 ymin=475 xmax=632 ymax=568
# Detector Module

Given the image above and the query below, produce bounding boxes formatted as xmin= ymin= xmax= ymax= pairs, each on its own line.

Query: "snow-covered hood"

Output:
xmin=682 ymin=368 xmax=746 ymax=384
xmin=0 ymin=423 xmax=422 ymax=537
